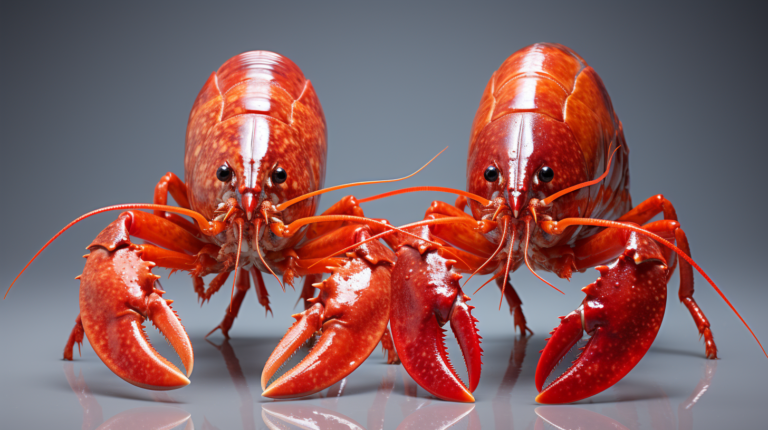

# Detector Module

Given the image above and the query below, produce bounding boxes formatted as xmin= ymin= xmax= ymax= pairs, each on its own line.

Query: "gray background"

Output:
xmin=1 ymin=1 xmax=766 ymax=429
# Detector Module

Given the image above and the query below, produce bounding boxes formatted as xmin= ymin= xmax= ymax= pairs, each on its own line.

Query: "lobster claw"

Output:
xmin=261 ymin=240 xmax=393 ymax=399
xmin=390 ymin=246 xmax=482 ymax=402
xmin=535 ymin=233 xmax=668 ymax=403
xmin=80 ymin=244 xmax=194 ymax=390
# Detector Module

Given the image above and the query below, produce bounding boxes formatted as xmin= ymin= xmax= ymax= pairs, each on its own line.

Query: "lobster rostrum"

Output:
xmin=6 ymin=51 xmax=426 ymax=395
xmin=356 ymin=43 xmax=766 ymax=403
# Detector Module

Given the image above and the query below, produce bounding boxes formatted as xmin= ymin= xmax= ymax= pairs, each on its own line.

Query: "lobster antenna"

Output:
xmin=489 ymin=204 xmax=506 ymax=222
xmin=255 ymin=219 xmax=284 ymax=291
xmin=522 ymin=218 xmax=563 ymax=294
xmin=464 ymin=216 xmax=509 ymax=288
xmin=275 ymin=214 xmax=442 ymax=248
xmin=473 ymin=271 xmax=503 ymax=295
xmin=358 ymin=186 xmax=491 ymax=207
xmin=541 ymin=145 xmax=621 ymax=206
xmin=306 ymin=216 xmax=476 ymax=270
xmin=499 ymin=233 xmax=516 ymax=310
xmin=229 ymin=219 xmax=245 ymax=312
xmin=276 ymin=146 xmax=448 ymax=211
xmin=5 ymin=203 xmax=219 ymax=299
xmin=542 ymin=217 xmax=768 ymax=359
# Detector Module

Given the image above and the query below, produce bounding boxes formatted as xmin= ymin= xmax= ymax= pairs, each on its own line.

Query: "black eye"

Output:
xmin=484 ymin=166 xmax=499 ymax=182
xmin=216 ymin=165 xmax=232 ymax=182
xmin=538 ymin=166 xmax=554 ymax=183
xmin=272 ymin=167 xmax=287 ymax=184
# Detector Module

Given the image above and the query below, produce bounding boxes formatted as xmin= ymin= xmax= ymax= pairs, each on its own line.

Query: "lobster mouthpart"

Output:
xmin=79 ymin=245 xmax=193 ymax=390
xmin=390 ymin=246 xmax=482 ymax=403
xmin=261 ymin=242 xmax=393 ymax=398
xmin=535 ymin=233 xmax=668 ymax=403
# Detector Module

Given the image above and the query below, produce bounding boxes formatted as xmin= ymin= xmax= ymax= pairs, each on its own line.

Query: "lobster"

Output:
xmin=353 ymin=43 xmax=766 ymax=403
xmin=6 ymin=51 xmax=418 ymax=395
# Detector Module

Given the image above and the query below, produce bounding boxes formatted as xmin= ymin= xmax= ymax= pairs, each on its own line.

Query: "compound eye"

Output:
xmin=216 ymin=165 xmax=233 ymax=182
xmin=272 ymin=167 xmax=287 ymax=184
xmin=484 ymin=166 xmax=500 ymax=182
xmin=538 ymin=166 xmax=554 ymax=183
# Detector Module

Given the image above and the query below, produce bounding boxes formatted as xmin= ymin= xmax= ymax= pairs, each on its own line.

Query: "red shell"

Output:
xmin=467 ymin=43 xmax=631 ymax=244
xmin=183 ymin=51 xmax=327 ymax=226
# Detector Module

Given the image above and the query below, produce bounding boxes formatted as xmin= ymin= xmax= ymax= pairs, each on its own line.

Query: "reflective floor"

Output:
xmin=3 ymin=321 xmax=764 ymax=429
xmin=2 ymin=268 xmax=766 ymax=430
xmin=3 ymin=1 xmax=768 ymax=428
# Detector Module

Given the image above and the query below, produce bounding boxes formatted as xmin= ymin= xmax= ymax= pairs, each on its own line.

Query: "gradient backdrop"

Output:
xmin=1 ymin=1 xmax=766 ymax=429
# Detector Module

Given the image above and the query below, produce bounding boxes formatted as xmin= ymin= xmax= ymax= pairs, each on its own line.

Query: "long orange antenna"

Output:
xmin=465 ymin=217 xmax=509 ymax=288
xmin=230 ymin=219 xmax=244 ymax=312
xmin=523 ymin=218 xmax=563 ymax=294
xmin=473 ymin=271 xmax=503 ymax=295
xmin=255 ymin=219 xmax=284 ymax=292
xmin=358 ymin=186 xmax=491 ymax=207
xmin=490 ymin=204 xmax=506 ymax=222
xmin=306 ymin=216 xmax=476 ymax=270
xmin=542 ymin=145 xmax=621 ymax=206
xmin=5 ymin=203 xmax=220 ymax=299
xmin=542 ymin=217 xmax=768 ymax=359
xmin=278 ymin=214 xmax=442 ymax=248
xmin=276 ymin=147 xmax=447 ymax=212
xmin=499 ymin=232 xmax=515 ymax=310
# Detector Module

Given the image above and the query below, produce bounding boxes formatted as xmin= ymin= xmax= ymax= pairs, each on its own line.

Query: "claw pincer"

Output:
xmin=535 ymin=233 xmax=668 ymax=403
xmin=80 ymin=214 xmax=194 ymax=389
xmin=390 ymin=246 xmax=482 ymax=402
xmin=261 ymin=234 xmax=394 ymax=398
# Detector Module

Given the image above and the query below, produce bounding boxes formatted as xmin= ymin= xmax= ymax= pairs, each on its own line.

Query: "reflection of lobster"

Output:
xmin=8 ymin=51 xmax=415 ymax=394
xmin=376 ymin=43 xmax=766 ymax=403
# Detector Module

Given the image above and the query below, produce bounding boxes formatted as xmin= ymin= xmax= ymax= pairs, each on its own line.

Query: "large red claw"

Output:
xmin=535 ymin=233 xmax=668 ymax=403
xmin=390 ymin=246 xmax=482 ymax=403
xmin=261 ymin=245 xmax=392 ymax=398
xmin=80 ymin=246 xmax=193 ymax=390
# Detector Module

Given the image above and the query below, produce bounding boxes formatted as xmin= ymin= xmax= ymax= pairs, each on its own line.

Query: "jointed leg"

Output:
xmin=618 ymin=195 xmax=717 ymax=358
xmin=207 ymin=269 xmax=251 ymax=339
xmin=426 ymin=202 xmax=496 ymax=257
xmin=299 ymin=274 xmax=321 ymax=310
xmin=63 ymin=314 xmax=84 ymax=360
xmin=153 ymin=172 xmax=198 ymax=236
xmin=251 ymin=267 xmax=273 ymax=316
xmin=66 ymin=210 xmax=217 ymax=359
xmin=305 ymin=196 xmax=366 ymax=240
xmin=379 ymin=326 xmax=400 ymax=364
xmin=536 ymin=231 xmax=670 ymax=403
xmin=287 ymin=195 xmax=390 ymax=280
xmin=643 ymin=220 xmax=716 ymax=358
xmin=496 ymin=277 xmax=533 ymax=335
xmin=194 ymin=272 xmax=230 ymax=304
xmin=76 ymin=210 xmax=213 ymax=388
xmin=261 ymin=225 xmax=396 ymax=398
xmin=296 ymin=223 xmax=395 ymax=267
xmin=154 ymin=173 xmax=234 ymax=312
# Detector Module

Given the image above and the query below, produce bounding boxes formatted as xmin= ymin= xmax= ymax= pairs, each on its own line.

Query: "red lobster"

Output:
xmin=362 ymin=43 xmax=766 ymax=403
xmin=7 ymin=51 xmax=419 ymax=395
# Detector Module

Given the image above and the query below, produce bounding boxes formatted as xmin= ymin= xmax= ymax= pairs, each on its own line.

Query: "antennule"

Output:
xmin=276 ymin=146 xmax=448 ymax=211
xmin=229 ymin=219 xmax=245 ymax=312
xmin=542 ymin=145 xmax=621 ymax=206
xmin=5 ymin=203 xmax=217 ymax=299
xmin=464 ymin=217 xmax=509 ymax=288
xmin=358 ymin=186 xmax=491 ymax=206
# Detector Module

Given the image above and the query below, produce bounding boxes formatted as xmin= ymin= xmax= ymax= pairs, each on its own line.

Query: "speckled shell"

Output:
xmin=467 ymin=43 xmax=631 ymax=244
xmin=183 ymin=51 xmax=327 ymax=225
